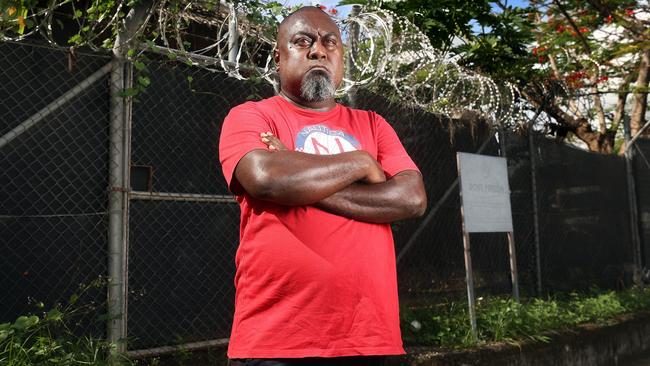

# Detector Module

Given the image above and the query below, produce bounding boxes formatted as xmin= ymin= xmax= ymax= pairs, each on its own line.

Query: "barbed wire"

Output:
xmin=1 ymin=0 xmax=527 ymax=127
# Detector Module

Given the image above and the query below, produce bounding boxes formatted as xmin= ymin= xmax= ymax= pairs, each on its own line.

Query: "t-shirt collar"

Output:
xmin=273 ymin=95 xmax=341 ymax=118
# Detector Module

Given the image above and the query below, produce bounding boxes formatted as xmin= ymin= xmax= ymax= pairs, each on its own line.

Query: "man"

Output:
xmin=219 ymin=6 xmax=427 ymax=366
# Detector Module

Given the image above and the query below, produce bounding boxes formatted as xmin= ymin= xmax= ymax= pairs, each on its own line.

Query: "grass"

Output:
xmin=400 ymin=286 xmax=650 ymax=348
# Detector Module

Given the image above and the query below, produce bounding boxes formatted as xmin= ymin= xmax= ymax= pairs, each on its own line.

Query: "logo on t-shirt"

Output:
xmin=295 ymin=124 xmax=360 ymax=155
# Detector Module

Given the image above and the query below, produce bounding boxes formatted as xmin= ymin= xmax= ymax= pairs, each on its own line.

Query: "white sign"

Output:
xmin=457 ymin=152 xmax=513 ymax=233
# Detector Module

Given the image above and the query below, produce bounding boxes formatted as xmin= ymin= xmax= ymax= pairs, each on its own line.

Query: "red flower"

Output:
xmin=625 ymin=9 xmax=634 ymax=16
xmin=605 ymin=14 xmax=613 ymax=23
xmin=317 ymin=4 xmax=327 ymax=10
xmin=579 ymin=27 xmax=589 ymax=33
xmin=556 ymin=25 xmax=565 ymax=33
xmin=329 ymin=8 xmax=338 ymax=15
xmin=532 ymin=46 xmax=547 ymax=56
xmin=538 ymin=56 xmax=547 ymax=63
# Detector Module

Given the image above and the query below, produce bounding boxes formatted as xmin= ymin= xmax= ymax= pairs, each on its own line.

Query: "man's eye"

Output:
xmin=325 ymin=38 xmax=337 ymax=47
xmin=295 ymin=38 xmax=312 ymax=47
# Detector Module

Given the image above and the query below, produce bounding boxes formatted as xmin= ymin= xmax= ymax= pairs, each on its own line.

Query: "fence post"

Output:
xmin=345 ymin=5 xmax=361 ymax=108
xmin=108 ymin=1 xmax=149 ymax=358
xmin=525 ymin=95 xmax=552 ymax=297
xmin=108 ymin=57 xmax=130 ymax=355
xmin=528 ymin=130 xmax=543 ymax=296
xmin=623 ymin=115 xmax=643 ymax=279
xmin=499 ymin=124 xmax=521 ymax=302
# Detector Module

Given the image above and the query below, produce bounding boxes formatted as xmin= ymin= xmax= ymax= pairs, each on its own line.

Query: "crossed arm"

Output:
xmin=232 ymin=133 xmax=427 ymax=224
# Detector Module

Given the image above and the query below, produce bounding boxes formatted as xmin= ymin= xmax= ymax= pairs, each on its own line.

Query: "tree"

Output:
xmin=382 ymin=0 xmax=649 ymax=153
xmin=523 ymin=0 xmax=650 ymax=152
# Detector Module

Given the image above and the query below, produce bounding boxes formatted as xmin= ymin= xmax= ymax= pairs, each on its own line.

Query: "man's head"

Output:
xmin=274 ymin=7 xmax=344 ymax=105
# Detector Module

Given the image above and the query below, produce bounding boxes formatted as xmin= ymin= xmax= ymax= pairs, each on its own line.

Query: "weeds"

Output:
xmin=0 ymin=278 xmax=132 ymax=366
xmin=401 ymin=286 xmax=650 ymax=348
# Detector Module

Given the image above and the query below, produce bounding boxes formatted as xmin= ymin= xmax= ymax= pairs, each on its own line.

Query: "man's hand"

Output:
xmin=261 ymin=132 xmax=287 ymax=151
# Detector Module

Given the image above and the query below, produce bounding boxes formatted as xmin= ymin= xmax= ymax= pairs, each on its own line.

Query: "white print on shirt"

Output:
xmin=295 ymin=124 xmax=361 ymax=155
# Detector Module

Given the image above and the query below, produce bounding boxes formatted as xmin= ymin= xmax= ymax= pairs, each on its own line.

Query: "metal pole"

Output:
xmin=228 ymin=3 xmax=239 ymax=64
xmin=345 ymin=5 xmax=361 ymax=108
xmin=457 ymin=153 xmax=478 ymax=341
xmin=0 ymin=63 xmax=112 ymax=149
xmin=462 ymin=230 xmax=478 ymax=341
xmin=525 ymin=95 xmax=552 ymax=297
xmin=507 ymin=231 xmax=520 ymax=302
xmin=528 ymin=130 xmax=543 ymax=296
xmin=498 ymin=125 xmax=520 ymax=301
xmin=108 ymin=3 xmax=149 ymax=357
xmin=108 ymin=58 xmax=128 ymax=354
xmin=623 ymin=116 xmax=643 ymax=276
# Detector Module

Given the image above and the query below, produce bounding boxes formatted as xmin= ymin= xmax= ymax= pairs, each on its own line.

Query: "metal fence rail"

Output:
xmin=1 ymin=39 xmax=649 ymax=354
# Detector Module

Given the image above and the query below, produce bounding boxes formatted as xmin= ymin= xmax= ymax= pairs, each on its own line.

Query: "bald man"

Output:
xmin=219 ymin=7 xmax=427 ymax=366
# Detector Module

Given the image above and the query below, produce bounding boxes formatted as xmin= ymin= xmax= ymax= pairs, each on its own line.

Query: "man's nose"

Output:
xmin=307 ymin=40 xmax=327 ymax=60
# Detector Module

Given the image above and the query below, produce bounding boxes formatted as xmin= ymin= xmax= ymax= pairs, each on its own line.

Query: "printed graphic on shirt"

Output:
xmin=295 ymin=124 xmax=361 ymax=155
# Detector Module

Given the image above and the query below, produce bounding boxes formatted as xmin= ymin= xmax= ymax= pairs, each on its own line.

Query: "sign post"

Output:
xmin=456 ymin=152 xmax=519 ymax=340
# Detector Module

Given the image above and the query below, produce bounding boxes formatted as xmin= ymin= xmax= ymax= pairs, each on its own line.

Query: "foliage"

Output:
xmin=381 ymin=0 xmax=650 ymax=152
xmin=0 ymin=278 xmax=132 ymax=366
xmin=400 ymin=286 xmax=650 ymax=348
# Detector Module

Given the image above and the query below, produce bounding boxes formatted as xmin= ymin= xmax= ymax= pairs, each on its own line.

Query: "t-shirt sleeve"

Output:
xmin=219 ymin=102 xmax=272 ymax=192
xmin=374 ymin=113 xmax=420 ymax=178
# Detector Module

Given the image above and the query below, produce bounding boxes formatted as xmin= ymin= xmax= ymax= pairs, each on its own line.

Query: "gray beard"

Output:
xmin=300 ymin=70 xmax=336 ymax=103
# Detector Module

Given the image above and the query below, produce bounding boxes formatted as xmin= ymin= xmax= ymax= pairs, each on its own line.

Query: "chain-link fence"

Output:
xmin=2 ymin=39 xmax=649 ymax=354
xmin=0 ymin=40 xmax=111 ymax=337
xmin=126 ymin=61 xmax=274 ymax=349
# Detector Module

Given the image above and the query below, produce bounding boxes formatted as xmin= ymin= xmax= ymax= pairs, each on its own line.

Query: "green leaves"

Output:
xmin=46 ymin=309 xmax=63 ymax=322
xmin=119 ymin=87 xmax=140 ymax=98
xmin=12 ymin=315 xmax=39 ymax=331
xmin=137 ymin=75 xmax=150 ymax=87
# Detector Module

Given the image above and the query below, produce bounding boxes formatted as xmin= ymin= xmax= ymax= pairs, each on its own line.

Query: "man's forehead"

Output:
xmin=279 ymin=8 xmax=340 ymax=38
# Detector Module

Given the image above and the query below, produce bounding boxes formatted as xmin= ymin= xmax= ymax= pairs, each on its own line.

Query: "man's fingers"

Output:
xmin=260 ymin=131 xmax=288 ymax=151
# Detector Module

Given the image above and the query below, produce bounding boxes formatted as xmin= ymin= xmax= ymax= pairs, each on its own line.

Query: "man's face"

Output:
xmin=275 ymin=8 xmax=344 ymax=103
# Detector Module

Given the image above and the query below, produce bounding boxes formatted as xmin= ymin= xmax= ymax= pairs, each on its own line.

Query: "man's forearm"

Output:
xmin=315 ymin=170 xmax=427 ymax=223
xmin=235 ymin=149 xmax=384 ymax=206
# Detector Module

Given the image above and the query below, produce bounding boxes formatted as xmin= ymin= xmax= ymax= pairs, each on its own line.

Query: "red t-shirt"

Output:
xmin=219 ymin=95 xmax=419 ymax=359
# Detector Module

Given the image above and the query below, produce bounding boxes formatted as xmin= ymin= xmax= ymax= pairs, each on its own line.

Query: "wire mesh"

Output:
xmin=0 ymin=40 xmax=111 ymax=336
xmin=354 ymin=91 xmax=531 ymax=303
xmin=0 ymin=39 xmax=646 ymax=353
xmin=127 ymin=200 xmax=240 ymax=348
xmin=126 ymin=59 xmax=274 ymax=349
xmin=533 ymin=135 xmax=634 ymax=291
